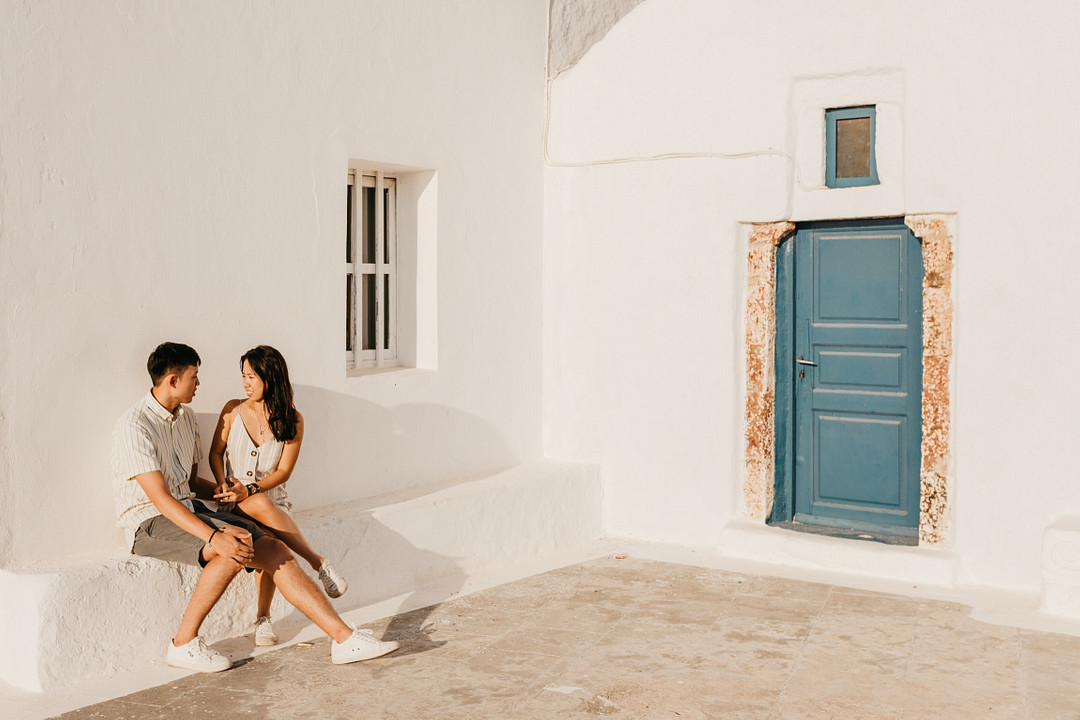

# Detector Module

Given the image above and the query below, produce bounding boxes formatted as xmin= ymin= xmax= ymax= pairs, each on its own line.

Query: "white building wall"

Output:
xmin=544 ymin=0 xmax=1080 ymax=590
xmin=0 ymin=0 xmax=547 ymax=569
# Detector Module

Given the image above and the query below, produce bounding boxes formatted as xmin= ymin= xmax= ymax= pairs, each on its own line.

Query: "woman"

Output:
xmin=209 ymin=345 xmax=348 ymax=647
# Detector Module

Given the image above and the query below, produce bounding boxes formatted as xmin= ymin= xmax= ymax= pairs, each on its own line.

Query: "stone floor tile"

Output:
xmin=449 ymin=587 xmax=556 ymax=617
xmin=687 ymin=566 xmax=753 ymax=588
xmin=1027 ymin=690 xmax=1080 ymax=720
xmin=619 ymin=565 xmax=749 ymax=603
xmin=1021 ymin=663 xmax=1080 ymax=696
xmin=364 ymin=601 xmax=455 ymax=635
xmin=523 ymin=673 xmax=776 ymax=720
xmin=707 ymin=614 xmax=814 ymax=644
xmin=84 ymin=678 xmax=207 ymax=709
xmin=1020 ymin=629 xmax=1080 ymax=696
xmin=1020 ymin=627 xmax=1080 ymax=654
xmin=773 ymin=696 xmax=902 ymax=720
xmin=618 ymin=594 xmax=728 ymax=629
xmin=820 ymin=587 xmax=925 ymax=619
xmin=55 ymin=700 xmax=160 ymax=720
xmin=740 ymin=574 xmax=833 ymax=602
xmin=909 ymin=627 xmax=1021 ymax=676
xmin=140 ymin=686 xmax=296 ymax=719
xmin=547 ymin=653 xmax=706 ymax=713
xmin=399 ymin=600 xmax=524 ymax=637
xmin=523 ymin=588 xmax=632 ymax=632
xmin=472 ymin=569 xmax=582 ymax=600
xmin=724 ymin=592 xmax=828 ymax=624
xmin=916 ymin=603 xmax=1017 ymax=639
xmin=417 ymin=649 xmax=569 ymax=713
xmin=680 ymin=668 xmax=785 ymax=709
xmin=490 ymin=625 xmax=605 ymax=657
xmin=784 ymin=650 xmax=908 ymax=707
xmin=807 ymin=613 xmax=916 ymax=650
xmin=685 ymin=618 xmax=806 ymax=681
xmin=591 ymin=615 xmax=705 ymax=669
xmin=893 ymin=700 xmax=1028 ymax=719
xmin=889 ymin=671 xmax=1030 ymax=719
xmin=390 ymin=626 xmax=493 ymax=659
xmin=914 ymin=612 xmax=1019 ymax=642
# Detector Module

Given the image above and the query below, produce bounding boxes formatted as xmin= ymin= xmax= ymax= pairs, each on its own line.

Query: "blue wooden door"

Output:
xmin=789 ymin=222 xmax=923 ymax=537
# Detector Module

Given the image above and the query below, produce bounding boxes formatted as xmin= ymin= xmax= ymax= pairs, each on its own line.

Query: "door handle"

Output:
xmin=796 ymin=357 xmax=817 ymax=366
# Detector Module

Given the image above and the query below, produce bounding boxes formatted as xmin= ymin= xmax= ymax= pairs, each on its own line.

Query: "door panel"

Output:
xmin=792 ymin=223 xmax=922 ymax=537
xmin=816 ymin=413 xmax=905 ymax=506
xmin=815 ymin=233 xmax=903 ymax=321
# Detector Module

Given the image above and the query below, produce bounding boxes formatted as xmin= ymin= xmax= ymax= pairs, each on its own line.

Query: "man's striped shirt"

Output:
xmin=111 ymin=391 xmax=200 ymax=540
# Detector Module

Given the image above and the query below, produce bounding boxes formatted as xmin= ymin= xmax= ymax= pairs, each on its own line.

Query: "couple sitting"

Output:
xmin=111 ymin=342 xmax=397 ymax=672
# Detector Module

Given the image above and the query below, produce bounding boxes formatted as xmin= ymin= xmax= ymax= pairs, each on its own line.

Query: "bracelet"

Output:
xmin=207 ymin=529 xmax=220 ymax=547
xmin=246 ymin=483 xmax=261 ymax=496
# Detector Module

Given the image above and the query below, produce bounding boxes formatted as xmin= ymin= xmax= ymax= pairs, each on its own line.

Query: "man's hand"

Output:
xmin=208 ymin=524 xmax=254 ymax=567
xmin=189 ymin=475 xmax=218 ymax=501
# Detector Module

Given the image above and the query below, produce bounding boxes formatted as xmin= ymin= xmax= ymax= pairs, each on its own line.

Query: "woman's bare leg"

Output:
xmin=255 ymin=569 xmax=276 ymax=618
xmin=237 ymin=494 xmax=324 ymax=571
xmin=249 ymin=536 xmax=352 ymax=643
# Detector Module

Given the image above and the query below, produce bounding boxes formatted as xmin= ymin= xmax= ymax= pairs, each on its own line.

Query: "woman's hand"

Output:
xmin=213 ymin=478 xmax=250 ymax=504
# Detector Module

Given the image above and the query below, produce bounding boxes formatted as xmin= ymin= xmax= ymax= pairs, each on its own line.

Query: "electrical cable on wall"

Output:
xmin=543 ymin=66 xmax=820 ymax=193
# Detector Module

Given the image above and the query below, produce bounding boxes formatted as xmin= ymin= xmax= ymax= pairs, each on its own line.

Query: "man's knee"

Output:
xmin=202 ymin=552 xmax=246 ymax=576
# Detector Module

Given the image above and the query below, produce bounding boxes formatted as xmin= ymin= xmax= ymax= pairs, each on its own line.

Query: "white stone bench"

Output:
xmin=0 ymin=461 xmax=601 ymax=693
xmin=1042 ymin=517 xmax=1080 ymax=617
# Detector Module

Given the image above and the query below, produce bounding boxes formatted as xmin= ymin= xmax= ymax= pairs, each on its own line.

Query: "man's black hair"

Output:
xmin=147 ymin=342 xmax=201 ymax=385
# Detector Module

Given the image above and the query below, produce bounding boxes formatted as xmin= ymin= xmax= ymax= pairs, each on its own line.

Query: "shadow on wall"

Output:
xmin=196 ymin=383 xmax=519 ymax=511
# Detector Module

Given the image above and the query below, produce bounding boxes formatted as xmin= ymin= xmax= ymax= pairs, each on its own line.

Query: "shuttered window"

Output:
xmin=346 ymin=171 xmax=397 ymax=369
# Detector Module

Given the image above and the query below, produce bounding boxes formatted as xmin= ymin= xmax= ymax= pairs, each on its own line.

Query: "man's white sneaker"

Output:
xmin=331 ymin=627 xmax=399 ymax=664
xmin=166 ymin=636 xmax=231 ymax=673
xmin=318 ymin=561 xmax=349 ymax=598
xmin=254 ymin=616 xmax=278 ymax=647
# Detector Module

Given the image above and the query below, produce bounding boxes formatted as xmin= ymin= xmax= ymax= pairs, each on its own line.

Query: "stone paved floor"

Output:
xmin=52 ymin=557 xmax=1080 ymax=719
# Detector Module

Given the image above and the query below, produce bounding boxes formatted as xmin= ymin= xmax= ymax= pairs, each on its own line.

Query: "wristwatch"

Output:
xmin=246 ymin=482 xmax=261 ymax=496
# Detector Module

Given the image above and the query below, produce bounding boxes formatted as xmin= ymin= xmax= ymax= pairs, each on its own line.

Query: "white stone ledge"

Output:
xmin=0 ymin=461 xmax=601 ymax=693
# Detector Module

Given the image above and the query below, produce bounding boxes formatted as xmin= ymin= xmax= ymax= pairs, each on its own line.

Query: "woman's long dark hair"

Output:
xmin=241 ymin=345 xmax=298 ymax=442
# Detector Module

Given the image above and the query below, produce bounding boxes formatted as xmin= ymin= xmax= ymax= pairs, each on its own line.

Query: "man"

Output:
xmin=111 ymin=342 xmax=397 ymax=672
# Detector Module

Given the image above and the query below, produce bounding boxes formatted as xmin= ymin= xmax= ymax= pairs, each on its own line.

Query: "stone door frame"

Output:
xmin=743 ymin=216 xmax=954 ymax=545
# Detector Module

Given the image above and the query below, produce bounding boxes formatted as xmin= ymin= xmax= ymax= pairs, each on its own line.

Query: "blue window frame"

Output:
xmin=825 ymin=106 xmax=878 ymax=188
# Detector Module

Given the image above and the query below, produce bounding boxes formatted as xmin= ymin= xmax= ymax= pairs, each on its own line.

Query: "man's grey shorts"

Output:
xmin=133 ymin=502 xmax=267 ymax=569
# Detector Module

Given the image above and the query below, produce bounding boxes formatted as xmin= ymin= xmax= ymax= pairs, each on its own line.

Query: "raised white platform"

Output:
xmin=0 ymin=461 xmax=601 ymax=694
xmin=717 ymin=520 xmax=958 ymax=587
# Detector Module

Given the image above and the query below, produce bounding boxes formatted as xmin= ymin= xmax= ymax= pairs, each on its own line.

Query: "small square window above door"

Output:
xmin=825 ymin=106 xmax=879 ymax=188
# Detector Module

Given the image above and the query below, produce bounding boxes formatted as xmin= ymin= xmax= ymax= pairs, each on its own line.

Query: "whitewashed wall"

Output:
xmin=544 ymin=0 xmax=1080 ymax=590
xmin=0 ymin=0 xmax=547 ymax=569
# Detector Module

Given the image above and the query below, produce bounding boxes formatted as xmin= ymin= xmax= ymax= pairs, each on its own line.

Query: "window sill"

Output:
xmin=346 ymin=365 xmax=433 ymax=379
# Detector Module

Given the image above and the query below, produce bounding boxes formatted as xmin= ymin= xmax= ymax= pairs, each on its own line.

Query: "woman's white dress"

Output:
xmin=225 ymin=415 xmax=292 ymax=514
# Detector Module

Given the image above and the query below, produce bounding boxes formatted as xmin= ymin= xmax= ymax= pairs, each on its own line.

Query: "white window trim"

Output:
xmin=347 ymin=170 xmax=398 ymax=370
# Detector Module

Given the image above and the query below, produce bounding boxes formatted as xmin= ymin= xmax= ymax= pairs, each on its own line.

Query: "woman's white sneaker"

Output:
xmin=331 ymin=627 xmax=399 ymax=664
xmin=166 ymin=636 xmax=231 ymax=673
xmin=254 ymin=616 xmax=279 ymax=647
xmin=318 ymin=561 xmax=349 ymax=598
